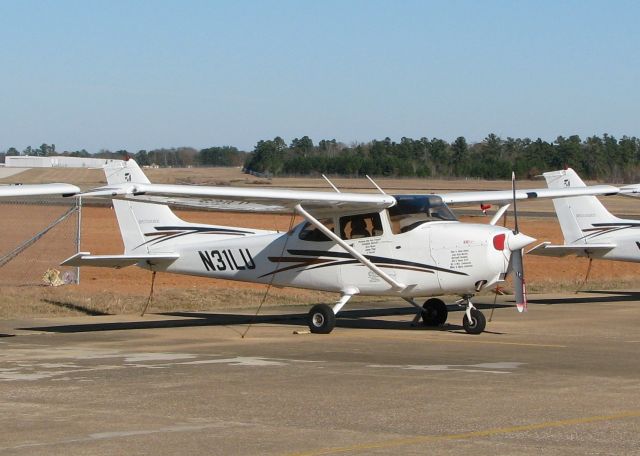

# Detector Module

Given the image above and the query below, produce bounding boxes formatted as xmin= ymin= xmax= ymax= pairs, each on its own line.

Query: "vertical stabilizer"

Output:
xmin=105 ymin=160 xmax=185 ymax=254
xmin=543 ymin=168 xmax=619 ymax=244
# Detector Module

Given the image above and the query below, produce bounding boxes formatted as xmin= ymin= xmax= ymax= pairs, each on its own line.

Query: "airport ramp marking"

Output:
xmin=337 ymin=332 xmax=567 ymax=348
xmin=288 ymin=409 xmax=640 ymax=456
xmin=367 ymin=361 xmax=524 ymax=374
xmin=0 ymin=349 xmax=324 ymax=381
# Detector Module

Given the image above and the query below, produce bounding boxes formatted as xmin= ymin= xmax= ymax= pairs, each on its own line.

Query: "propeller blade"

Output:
xmin=511 ymin=171 xmax=519 ymax=234
xmin=511 ymin=248 xmax=527 ymax=312
xmin=511 ymin=171 xmax=526 ymax=312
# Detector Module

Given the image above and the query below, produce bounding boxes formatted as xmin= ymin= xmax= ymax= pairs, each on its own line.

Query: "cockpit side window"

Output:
xmin=298 ymin=218 xmax=335 ymax=242
xmin=339 ymin=212 xmax=383 ymax=240
xmin=388 ymin=195 xmax=457 ymax=234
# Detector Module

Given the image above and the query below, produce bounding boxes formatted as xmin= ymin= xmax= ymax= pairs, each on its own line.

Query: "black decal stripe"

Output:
xmin=258 ymin=261 xmax=338 ymax=278
xmin=146 ymin=229 xmax=250 ymax=246
xmin=286 ymin=249 xmax=467 ymax=276
xmin=306 ymin=260 xmax=436 ymax=274
xmin=261 ymin=254 xmax=463 ymax=277
xmin=287 ymin=249 xmax=353 ymax=259
xmin=155 ymin=225 xmax=255 ymax=234
xmin=260 ymin=259 xmax=439 ymax=278
xmin=576 ymin=224 xmax=638 ymax=242
xmin=267 ymin=256 xmax=332 ymax=265
xmin=591 ymin=222 xmax=640 ymax=227
xmin=259 ymin=257 xmax=336 ymax=278
xmin=134 ymin=225 xmax=255 ymax=249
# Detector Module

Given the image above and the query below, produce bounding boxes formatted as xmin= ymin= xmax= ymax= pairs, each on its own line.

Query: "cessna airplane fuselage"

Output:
xmin=139 ymin=208 xmax=520 ymax=298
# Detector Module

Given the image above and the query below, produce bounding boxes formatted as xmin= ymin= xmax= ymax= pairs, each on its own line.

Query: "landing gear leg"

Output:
xmin=404 ymin=298 xmax=425 ymax=326
xmin=457 ymin=295 xmax=486 ymax=335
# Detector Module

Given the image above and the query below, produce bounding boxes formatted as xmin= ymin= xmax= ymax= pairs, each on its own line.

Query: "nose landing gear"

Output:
xmin=457 ymin=295 xmax=486 ymax=335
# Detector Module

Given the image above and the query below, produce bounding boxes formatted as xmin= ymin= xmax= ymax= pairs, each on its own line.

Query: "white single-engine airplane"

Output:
xmin=529 ymin=168 xmax=640 ymax=265
xmin=62 ymin=160 xmax=619 ymax=334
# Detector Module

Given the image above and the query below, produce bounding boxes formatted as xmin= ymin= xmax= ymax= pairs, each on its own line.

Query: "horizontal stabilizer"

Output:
xmin=527 ymin=242 xmax=615 ymax=258
xmin=61 ymin=252 xmax=179 ymax=269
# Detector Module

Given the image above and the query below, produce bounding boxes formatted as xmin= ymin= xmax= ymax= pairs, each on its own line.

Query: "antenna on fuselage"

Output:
xmin=365 ymin=175 xmax=387 ymax=195
xmin=321 ymin=174 xmax=341 ymax=193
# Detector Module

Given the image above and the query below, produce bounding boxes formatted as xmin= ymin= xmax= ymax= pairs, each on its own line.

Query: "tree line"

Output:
xmin=244 ymin=134 xmax=640 ymax=181
xmin=3 ymin=133 xmax=640 ymax=181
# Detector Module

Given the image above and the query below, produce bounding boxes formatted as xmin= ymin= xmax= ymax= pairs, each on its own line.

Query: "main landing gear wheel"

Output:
xmin=462 ymin=308 xmax=486 ymax=335
xmin=421 ymin=298 xmax=448 ymax=327
xmin=308 ymin=304 xmax=336 ymax=334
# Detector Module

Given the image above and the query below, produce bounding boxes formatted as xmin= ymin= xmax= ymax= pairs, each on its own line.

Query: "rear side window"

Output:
xmin=298 ymin=219 xmax=335 ymax=242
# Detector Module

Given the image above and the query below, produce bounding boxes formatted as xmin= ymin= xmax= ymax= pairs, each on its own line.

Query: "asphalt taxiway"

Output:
xmin=1 ymin=291 xmax=639 ymax=455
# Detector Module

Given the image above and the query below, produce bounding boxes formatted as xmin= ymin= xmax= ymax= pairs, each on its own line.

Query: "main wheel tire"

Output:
xmin=462 ymin=308 xmax=486 ymax=334
xmin=421 ymin=298 xmax=448 ymax=327
xmin=308 ymin=304 xmax=336 ymax=334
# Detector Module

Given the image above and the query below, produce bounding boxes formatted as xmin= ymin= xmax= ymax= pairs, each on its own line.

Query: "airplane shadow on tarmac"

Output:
xmin=24 ymin=290 xmax=639 ymax=335
xmin=527 ymin=290 xmax=640 ymax=305
xmin=18 ymin=304 xmax=514 ymax=335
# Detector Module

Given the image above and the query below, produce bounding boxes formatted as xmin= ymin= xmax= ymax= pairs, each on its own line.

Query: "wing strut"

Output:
xmin=321 ymin=174 xmax=341 ymax=193
xmin=489 ymin=204 xmax=510 ymax=226
xmin=294 ymin=204 xmax=406 ymax=291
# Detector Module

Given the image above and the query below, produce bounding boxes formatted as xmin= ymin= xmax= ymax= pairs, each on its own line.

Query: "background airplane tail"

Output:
xmin=543 ymin=168 xmax=620 ymax=244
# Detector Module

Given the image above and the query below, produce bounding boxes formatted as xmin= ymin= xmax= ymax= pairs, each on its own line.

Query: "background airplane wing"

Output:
xmin=439 ymin=185 xmax=620 ymax=206
xmin=80 ymin=183 xmax=397 ymax=216
xmin=0 ymin=183 xmax=80 ymax=197
xmin=527 ymin=242 xmax=616 ymax=257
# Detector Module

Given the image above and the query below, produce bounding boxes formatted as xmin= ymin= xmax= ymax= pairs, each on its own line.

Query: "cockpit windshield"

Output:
xmin=388 ymin=195 xmax=457 ymax=233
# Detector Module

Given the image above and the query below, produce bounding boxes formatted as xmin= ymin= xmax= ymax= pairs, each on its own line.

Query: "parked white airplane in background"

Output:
xmin=61 ymin=160 xmax=619 ymax=334
xmin=529 ymin=168 xmax=640 ymax=265
xmin=0 ymin=183 xmax=80 ymax=197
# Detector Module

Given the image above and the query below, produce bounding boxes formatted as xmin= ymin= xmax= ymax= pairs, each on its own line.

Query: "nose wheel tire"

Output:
xmin=421 ymin=298 xmax=448 ymax=327
xmin=462 ymin=308 xmax=486 ymax=334
xmin=308 ymin=304 xmax=336 ymax=334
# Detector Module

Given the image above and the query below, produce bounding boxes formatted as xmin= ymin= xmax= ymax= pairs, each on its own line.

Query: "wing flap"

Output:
xmin=62 ymin=252 xmax=180 ymax=269
xmin=527 ymin=242 xmax=615 ymax=258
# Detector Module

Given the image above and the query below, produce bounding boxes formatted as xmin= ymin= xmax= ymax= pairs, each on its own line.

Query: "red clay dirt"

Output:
xmin=2 ymin=203 xmax=640 ymax=317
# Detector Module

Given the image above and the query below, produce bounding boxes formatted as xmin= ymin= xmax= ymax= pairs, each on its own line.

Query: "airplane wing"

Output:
xmin=62 ymin=252 xmax=180 ymax=269
xmin=527 ymin=242 xmax=616 ymax=258
xmin=439 ymin=185 xmax=620 ymax=206
xmin=79 ymin=183 xmax=397 ymax=216
xmin=0 ymin=183 xmax=80 ymax=197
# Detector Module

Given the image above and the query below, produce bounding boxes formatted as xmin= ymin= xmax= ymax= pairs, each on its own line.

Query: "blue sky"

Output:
xmin=1 ymin=0 xmax=638 ymax=152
